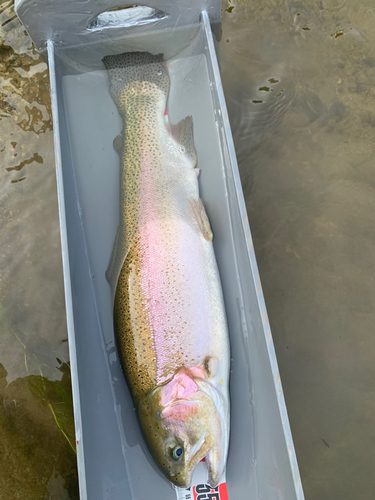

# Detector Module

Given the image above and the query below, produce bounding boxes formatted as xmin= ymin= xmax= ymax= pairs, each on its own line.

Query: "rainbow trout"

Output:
xmin=103 ymin=52 xmax=230 ymax=488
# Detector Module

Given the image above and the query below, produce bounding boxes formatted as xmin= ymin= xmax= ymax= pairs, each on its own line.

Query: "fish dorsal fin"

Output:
xmin=169 ymin=115 xmax=197 ymax=167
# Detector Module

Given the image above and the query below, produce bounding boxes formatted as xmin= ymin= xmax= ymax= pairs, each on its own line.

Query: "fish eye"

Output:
xmin=172 ymin=445 xmax=184 ymax=460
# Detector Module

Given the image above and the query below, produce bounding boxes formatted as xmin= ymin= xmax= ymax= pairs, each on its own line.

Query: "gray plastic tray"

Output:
xmin=15 ymin=1 xmax=305 ymax=499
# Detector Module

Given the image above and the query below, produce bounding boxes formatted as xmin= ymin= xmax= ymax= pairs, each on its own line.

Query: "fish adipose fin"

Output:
xmin=169 ymin=115 xmax=197 ymax=167
xmin=113 ymin=134 xmax=123 ymax=154
xmin=189 ymin=197 xmax=213 ymax=241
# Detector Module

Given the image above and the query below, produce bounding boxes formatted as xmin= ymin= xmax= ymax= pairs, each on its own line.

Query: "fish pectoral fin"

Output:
xmin=204 ymin=356 xmax=219 ymax=378
xmin=169 ymin=115 xmax=197 ymax=167
xmin=189 ymin=197 xmax=213 ymax=242
xmin=113 ymin=134 xmax=123 ymax=155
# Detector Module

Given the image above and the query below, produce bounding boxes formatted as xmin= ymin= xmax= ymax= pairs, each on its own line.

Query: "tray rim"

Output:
xmin=44 ymin=12 xmax=305 ymax=499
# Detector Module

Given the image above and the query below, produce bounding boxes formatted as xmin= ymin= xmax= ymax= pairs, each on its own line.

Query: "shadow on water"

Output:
xmin=0 ymin=0 xmax=79 ymax=497
xmin=221 ymin=1 xmax=375 ymax=499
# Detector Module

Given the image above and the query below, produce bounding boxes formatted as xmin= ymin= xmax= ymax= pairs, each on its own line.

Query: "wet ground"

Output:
xmin=1 ymin=0 xmax=374 ymax=498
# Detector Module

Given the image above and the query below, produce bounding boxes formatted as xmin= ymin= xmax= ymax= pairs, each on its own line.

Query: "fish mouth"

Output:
xmin=187 ymin=432 xmax=215 ymax=480
xmin=165 ymin=430 xmax=212 ymax=489
xmin=170 ymin=433 xmax=212 ymax=488
xmin=189 ymin=432 xmax=209 ymax=461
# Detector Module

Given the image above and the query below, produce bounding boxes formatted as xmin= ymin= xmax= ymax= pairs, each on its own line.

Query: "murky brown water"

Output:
xmin=1 ymin=0 xmax=375 ymax=498
xmin=221 ymin=1 xmax=375 ymax=499
xmin=0 ymin=0 xmax=78 ymax=498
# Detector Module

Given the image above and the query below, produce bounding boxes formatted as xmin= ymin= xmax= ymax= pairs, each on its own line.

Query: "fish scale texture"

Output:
xmin=103 ymin=51 xmax=230 ymax=488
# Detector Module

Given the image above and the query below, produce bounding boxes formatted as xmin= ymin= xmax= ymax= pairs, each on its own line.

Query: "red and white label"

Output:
xmin=174 ymin=461 xmax=228 ymax=500
xmin=192 ymin=483 xmax=229 ymax=500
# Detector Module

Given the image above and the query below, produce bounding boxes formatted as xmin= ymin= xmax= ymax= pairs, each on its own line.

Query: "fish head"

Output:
xmin=137 ymin=368 xmax=229 ymax=488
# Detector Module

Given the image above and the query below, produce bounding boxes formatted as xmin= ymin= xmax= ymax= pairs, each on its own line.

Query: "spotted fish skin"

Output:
xmin=103 ymin=52 xmax=230 ymax=488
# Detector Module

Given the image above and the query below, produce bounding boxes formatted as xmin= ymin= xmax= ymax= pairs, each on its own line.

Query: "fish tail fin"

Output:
xmin=102 ymin=51 xmax=169 ymax=107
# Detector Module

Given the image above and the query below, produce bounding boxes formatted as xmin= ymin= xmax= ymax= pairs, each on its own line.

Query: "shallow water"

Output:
xmin=0 ymin=0 xmax=78 ymax=498
xmin=221 ymin=1 xmax=375 ymax=499
xmin=1 ymin=0 xmax=375 ymax=498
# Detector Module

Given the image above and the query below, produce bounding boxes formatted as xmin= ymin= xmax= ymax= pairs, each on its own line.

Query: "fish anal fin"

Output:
xmin=189 ymin=197 xmax=213 ymax=241
xmin=106 ymin=227 xmax=134 ymax=307
xmin=106 ymin=227 xmax=120 ymax=284
xmin=169 ymin=115 xmax=197 ymax=167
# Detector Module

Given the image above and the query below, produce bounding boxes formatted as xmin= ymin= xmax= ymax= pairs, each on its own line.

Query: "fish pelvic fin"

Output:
xmin=189 ymin=197 xmax=213 ymax=241
xmin=169 ymin=115 xmax=197 ymax=167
